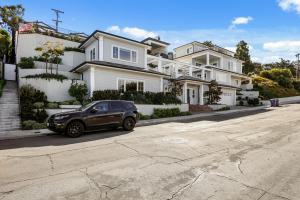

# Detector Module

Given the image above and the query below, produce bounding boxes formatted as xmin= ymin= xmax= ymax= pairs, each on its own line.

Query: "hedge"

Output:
xmin=0 ymin=79 xmax=5 ymax=98
xmin=92 ymin=90 xmax=181 ymax=105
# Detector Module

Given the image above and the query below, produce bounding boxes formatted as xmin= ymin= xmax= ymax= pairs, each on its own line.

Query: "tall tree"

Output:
xmin=0 ymin=29 xmax=11 ymax=62
xmin=0 ymin=5 xmax=24 ymax=64
xmin=202 ymin=41 xmax=214 ymax=48
xmin=204 ymin=80 xmax=222 ymax=104
xmin=264 ymin=58 xmax=296 ymax=77
xmin=234 ymin=40 xmax=253 ymax=74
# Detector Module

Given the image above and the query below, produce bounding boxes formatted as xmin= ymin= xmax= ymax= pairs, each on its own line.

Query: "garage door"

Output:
xmin=220 ymin=89 xmax=235 ymax=105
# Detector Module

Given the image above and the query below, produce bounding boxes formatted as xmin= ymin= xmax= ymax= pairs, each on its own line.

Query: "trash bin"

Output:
xmin=275 ymin=99 xmax=279 ymax=107
xmin=270 ymin=99 xmax=275 ymax=107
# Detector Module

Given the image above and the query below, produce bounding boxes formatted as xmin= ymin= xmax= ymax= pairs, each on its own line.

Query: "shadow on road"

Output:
xmin=0 ymin=129 xmax=132 ymax=150
xmin=0 ymin=108 xmax=274 ymax=150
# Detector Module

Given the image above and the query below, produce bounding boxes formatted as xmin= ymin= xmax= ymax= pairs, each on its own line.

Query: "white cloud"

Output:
xmin=278 ymin=0 xmax=300 ymax=13
xmin=106 ymin=25 xmax=121 ymax=33
xmin=232 ymin=16 xmax=253 ymax=25
xmin=263 ymin=40 xmax=300 ymax=52
xmin=122 ymin=27 xmax=157 ymax=38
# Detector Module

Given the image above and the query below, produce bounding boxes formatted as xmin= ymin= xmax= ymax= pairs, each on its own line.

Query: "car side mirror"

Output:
xmin=90 ymin=107 xmax=98 ymax=113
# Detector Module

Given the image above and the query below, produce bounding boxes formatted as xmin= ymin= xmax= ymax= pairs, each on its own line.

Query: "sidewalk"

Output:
xmin=0 ymin=105 xmax=270 ymax=141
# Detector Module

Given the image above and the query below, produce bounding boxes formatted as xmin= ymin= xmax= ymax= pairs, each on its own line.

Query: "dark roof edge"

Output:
xmin=79 ymin=30 xmax=151 ymax=48
xmin=141 ymin=37 xmax=170 ymax=45
xmin=70 ymin=61 xmax=168 ymax=76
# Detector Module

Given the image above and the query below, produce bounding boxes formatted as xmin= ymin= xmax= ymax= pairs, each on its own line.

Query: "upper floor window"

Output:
xmin=187 ymin=47 xmax=192 ymax=54
xmin=112 ymin=45 xmax=137 ymax=63
xmin=90 ymin=48 xmax=96 ymax=60
xmin=227 ymin=61 xmax=233 ymax=70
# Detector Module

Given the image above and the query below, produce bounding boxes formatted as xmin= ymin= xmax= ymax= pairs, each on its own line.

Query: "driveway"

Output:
xmin=0 ymin=104 xmax=299 ymax=200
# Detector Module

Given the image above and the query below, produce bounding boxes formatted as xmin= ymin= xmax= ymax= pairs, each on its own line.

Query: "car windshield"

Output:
xmin=78 ymin=102 xmax=96 ymax=111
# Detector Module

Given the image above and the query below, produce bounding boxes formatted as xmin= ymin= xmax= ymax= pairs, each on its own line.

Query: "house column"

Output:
xmin=201 ymin=69 xmax=205 ymax=80
xmin=158 ymin=60 xmax=162 ymax=72
xmin=160 ymin=77 xmax=164 ymax=92
xmin=144 ymin=49 xmax=148 ymax=69
xmin=200 ymin=84 xmax=204 ymax=105
xmin=188 ymin=65 xmax=192 ymax=76
xmin=90 ymin=67 xmax=95 ymax=98
xmin=174 ymin=64 xmax=178 ymax=78
xmin=98 ymin=36 xmax=104 ymax=61
xmin=183 ymin=82 xmax=188 ymax=103
xmin=206 ymin=53 xmax=209 ymax=65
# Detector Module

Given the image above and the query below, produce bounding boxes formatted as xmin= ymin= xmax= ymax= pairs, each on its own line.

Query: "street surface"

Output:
xmin=0 ymin=104 xmax=299 ymax=200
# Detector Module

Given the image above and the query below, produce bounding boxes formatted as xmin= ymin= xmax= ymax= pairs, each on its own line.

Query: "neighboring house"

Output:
xmin=16 ymin=22 xmax=251 ymax=106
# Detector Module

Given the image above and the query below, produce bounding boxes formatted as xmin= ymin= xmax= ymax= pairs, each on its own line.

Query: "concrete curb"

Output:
xmin=0 ymin=105 xmax=270 ymax=141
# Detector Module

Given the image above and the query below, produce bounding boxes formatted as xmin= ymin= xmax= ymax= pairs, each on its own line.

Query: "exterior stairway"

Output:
xmin=189 ymin=104 xmax=213 ymax=112
xmin=0 ymin=81 xmax=21 ymax=132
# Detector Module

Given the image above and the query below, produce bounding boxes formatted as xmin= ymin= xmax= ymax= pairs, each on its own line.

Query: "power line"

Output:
xmin=51 ymin=8 xmax=64 ymax=32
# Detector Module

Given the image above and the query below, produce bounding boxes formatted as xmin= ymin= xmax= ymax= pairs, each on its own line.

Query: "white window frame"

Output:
xmin=90 ymin=48 xmax=96 ymax=61
xmin=111 ymin=45 xmax=138 ymax=63
xmin=187 ymin=47 xmax=192 ymax=54
xmin=117 ymin=78 xmax=145 ymax=92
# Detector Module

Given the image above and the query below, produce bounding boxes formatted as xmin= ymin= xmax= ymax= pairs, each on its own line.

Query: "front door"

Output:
xmin=4 ymin=64 xmax=16 ymax=81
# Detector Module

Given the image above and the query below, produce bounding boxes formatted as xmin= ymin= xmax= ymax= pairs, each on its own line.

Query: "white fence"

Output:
xmin=19 ymin=78 xmax=85 ymax=101
xmin=18 ymin=67 xmax=81 ymax=79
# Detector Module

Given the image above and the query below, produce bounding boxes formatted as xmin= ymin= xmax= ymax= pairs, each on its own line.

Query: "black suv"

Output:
xmin=47 ymin=100 xmax=138 ymax=137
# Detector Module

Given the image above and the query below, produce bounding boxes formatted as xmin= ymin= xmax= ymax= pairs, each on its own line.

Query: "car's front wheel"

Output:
xmin=123 ymin=117 xmax=136 ymax=131
xmin=66 ymin=121 xmax=84 ymax=137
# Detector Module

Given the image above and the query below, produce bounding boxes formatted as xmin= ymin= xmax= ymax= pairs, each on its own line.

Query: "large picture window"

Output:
xmin=118 ymin=79 xmax=144 ymax=92
xmin=112 ymin=46 xmax=137 ymax=63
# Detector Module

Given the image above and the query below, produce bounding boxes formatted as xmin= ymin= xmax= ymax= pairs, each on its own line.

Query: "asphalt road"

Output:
xmin=0 ymin=104 xmax=299 ymax=200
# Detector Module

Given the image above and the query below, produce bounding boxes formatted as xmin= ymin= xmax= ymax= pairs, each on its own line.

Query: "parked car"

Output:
xmin=47 ymin=100 xmax=138 ymax=137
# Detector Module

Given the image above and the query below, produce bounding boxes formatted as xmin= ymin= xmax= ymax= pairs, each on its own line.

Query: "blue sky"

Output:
xmin=2 ymin=0 xmax=300 ymax=63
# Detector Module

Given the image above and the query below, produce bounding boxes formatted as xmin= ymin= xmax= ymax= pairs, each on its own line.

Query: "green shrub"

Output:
xmin=22 ymin=120 xmax=46 ymax=130
xmin=68 ymin=83 xmax=88 ymax=105
xmin=20 ymin=84 xmax=48 ymax=121
xmin=239 ymin=100 xmax=244 ymax=106
xmin=73 ymin=100 xmax=81 ymax=105
xmin=260 ymin=68 xmax=293 ymax=88
xmin=247 ymin=98 xmax=260 ymax=106
xmin=47 ymin=102 xmax=59 ymax=109
xmin=64 ymin=47 xmax=85 ymax=53
xmin=18 ymin=57 xmax=34 ymax=69
xmin=92 ymin=90 xmax=181 ymax=105
xmin=139 ymin=113 xmax=151 ymax=120
xmin=153 ymin=108 xmax=181 ymax=118
xmin=216 ymin=106 xmax=230 ymax=111
xmin=179 ymin=111 xmax=193 ymax=116
xmin=24 ymin=73 xmax=68 ymax=82
xmin=33 ymin=102 xmax=45 ymax=109
xmin=292 ymin=80 xmax=300 ymax=91
xmin=33 ymin=56 xmax=62 ymax=64
xmin=35 ymin=109 xmax=48 ymax=123
xmin=0 ymin=79 xmax=6 ymax=97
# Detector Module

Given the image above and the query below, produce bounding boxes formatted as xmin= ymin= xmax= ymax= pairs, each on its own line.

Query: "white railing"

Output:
xmin=147 ymin=55 xmax=211 ymax=81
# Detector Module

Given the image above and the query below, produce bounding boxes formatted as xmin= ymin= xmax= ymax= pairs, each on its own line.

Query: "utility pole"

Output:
xmin=51 ymin=9 xmax=64 ymax=32
xmin=296 ymin=53 xmax=300 ymax=80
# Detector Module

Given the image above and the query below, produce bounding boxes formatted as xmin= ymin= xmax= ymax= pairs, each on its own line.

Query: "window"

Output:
xmin=111 ymin=101 xmax=123 ymax=111
xmin=118 ymin=79 xmax=144 ymax=92
xmin=94 ymin=102 xmax=109 ymax=112
xmin=187 ymin=47 xmax=192 ymax=54
xmin=90 ymin=48 xmax=96 ymax=60
xmin=112 ymin=46 xmax=137 ymax=63
xmin=227 ymin=61 xmax=233 ymax=70
xmin=113 ymin=46 xmax=118 ymax=59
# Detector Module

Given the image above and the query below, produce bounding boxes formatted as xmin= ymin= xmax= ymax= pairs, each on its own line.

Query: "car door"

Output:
xmin=108 ymin=101 xmax=124 ymax=124
xmin=85 ymin=101 xmax=112 ymax=129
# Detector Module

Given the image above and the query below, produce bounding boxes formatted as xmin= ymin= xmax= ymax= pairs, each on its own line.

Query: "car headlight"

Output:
xmin=54 ymin=115 xmax=69 ymax=120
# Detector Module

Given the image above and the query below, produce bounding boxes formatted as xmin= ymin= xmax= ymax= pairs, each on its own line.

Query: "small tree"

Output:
xmin=202 ymin=41 xmax=214 ymax=48
xmin=35 ymin=42 xmax=51 ymax=73
xmin=52 ymin=44 xmax=64 ymax=74
xmin=0 ymin=29 xmax=11 ymax=62
xmin=0 ymin=5 xmax=24 ymax=64
xmin=204 ymin=80 xmax=223 ymax=104
xmin=68 ymin=83 xmax=88 ymax=105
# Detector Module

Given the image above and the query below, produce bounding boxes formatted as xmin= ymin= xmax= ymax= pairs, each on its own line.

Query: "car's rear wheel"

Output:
xmin=66 ymin=121 xmax=84 ymax=137
xmin=123 ymin=117 xmax=136 ymax=131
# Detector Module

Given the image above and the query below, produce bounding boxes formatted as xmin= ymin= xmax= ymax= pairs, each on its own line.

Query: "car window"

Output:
xmin=122 ymin=102 xmax=135 ymax=110
xmin=95 ymin=102 xmax=109 ymax=112
xmin=111 ymin=101 xmax=123 ymax=111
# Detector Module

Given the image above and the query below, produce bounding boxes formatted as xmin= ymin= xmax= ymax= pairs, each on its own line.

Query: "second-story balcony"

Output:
xmin=147 ymin=54 xmax=211 ymax=81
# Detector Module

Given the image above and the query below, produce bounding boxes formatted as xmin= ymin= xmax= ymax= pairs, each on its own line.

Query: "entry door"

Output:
xmin=187 ymin=89 xmax=190 ymax=104
xmin=4 ymin=64 xmax=16 ymax=81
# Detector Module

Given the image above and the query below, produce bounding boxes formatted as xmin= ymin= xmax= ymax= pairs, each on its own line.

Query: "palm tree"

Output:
xmin=0 ymin=5 xmax=24 ymax=64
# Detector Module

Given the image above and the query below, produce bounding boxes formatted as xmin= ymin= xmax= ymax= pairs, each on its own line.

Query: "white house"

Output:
xmin=16 ymin=22 xmax=251 ymax=106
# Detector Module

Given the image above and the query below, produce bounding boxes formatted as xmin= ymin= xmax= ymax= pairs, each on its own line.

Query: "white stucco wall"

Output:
xmin=62 ymin=51 xmax=85 ymax=67
xmin=93 ymin=66 xmax=163 ymax=93
xmin=19 ymin=78 xmax=85 ymax=101
xmin=16 ymin=33 xmax=80 ymax=63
